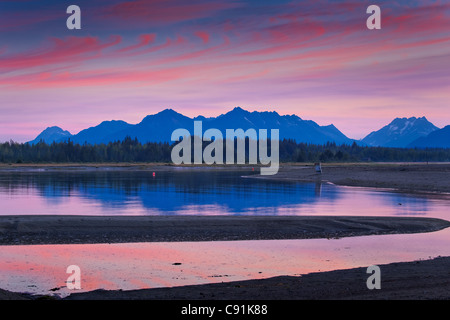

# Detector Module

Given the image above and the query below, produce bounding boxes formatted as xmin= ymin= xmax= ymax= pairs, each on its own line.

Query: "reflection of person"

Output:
xmin=315 ymin=182 xmax=322 ymax=197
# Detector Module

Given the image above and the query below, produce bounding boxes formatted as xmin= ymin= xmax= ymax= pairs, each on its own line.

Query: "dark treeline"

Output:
xmin=0 ymin=136 xmax=449 ymax=164
xmin=278 ymin=139 xmax=450 ymax=162
xmin=0 ymin=137 xmax=171 ymax=163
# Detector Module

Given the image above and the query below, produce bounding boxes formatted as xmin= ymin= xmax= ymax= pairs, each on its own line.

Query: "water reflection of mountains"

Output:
xmin=0 ymin=170 xmax=336 ymax=214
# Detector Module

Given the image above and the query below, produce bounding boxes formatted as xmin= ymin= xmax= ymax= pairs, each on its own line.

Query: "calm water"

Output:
xmin=0 ymin=168 xmax=448 ymax=218
xmin=0 ymin=168 xmax=449 ymax=297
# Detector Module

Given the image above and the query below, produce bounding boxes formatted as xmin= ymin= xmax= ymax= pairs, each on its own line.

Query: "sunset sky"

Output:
xmin=1 ymin=0 xmax=449 ymax=142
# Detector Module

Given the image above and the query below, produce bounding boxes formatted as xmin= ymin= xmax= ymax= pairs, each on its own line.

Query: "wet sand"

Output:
xmin=0 ymin=215 xmax=449 ymax=245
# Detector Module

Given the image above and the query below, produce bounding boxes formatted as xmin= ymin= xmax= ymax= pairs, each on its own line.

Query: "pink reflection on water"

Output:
xmin=1 ymin=228 xmax=449 ymax=298
xmin=0 ymin=182 xmax=449 ymax=218
xmin=0 ymin=187 xmax=150 ymax=216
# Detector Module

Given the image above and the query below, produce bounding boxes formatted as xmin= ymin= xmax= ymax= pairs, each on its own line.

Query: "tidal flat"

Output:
xmin=0 ymin=162 xmax=449 ymax=300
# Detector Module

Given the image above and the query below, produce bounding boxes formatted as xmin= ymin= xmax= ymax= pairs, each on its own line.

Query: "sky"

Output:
xmin=0 ymin=0 xmax=449 ymax=142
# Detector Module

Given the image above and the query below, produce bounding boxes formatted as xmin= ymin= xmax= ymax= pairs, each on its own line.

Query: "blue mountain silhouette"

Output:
xmin=29 ymin=108 xmax=447 ymax=148
xmin=29 ymin=107 xmax=357 ymax=145
xmin=28 ymin=126 xmax=72 ymax=144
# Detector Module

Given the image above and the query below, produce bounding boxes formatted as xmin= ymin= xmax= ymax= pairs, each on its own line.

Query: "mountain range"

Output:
xmin=28 ymin=108 xmax=449 ymax=149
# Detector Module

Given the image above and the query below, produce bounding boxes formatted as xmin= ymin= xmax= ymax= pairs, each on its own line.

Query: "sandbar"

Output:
xmin=0 ymin=215 xmax=449 ymax=245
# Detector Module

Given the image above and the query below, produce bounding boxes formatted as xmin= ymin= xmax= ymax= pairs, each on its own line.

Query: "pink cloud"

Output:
xmin=0 ymin=35 xmax=122 ymax=70
xmin=117 ymin=33 xmax=157 ymax=53
xmin=0 ymin=63 xmax=202 ymax=88
xmin=195 ymin=31 xmax=210 ymax=44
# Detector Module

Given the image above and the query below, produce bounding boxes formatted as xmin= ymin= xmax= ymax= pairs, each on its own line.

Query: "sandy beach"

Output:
xmin=0 ymin=162 xmax=449 ymax=300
